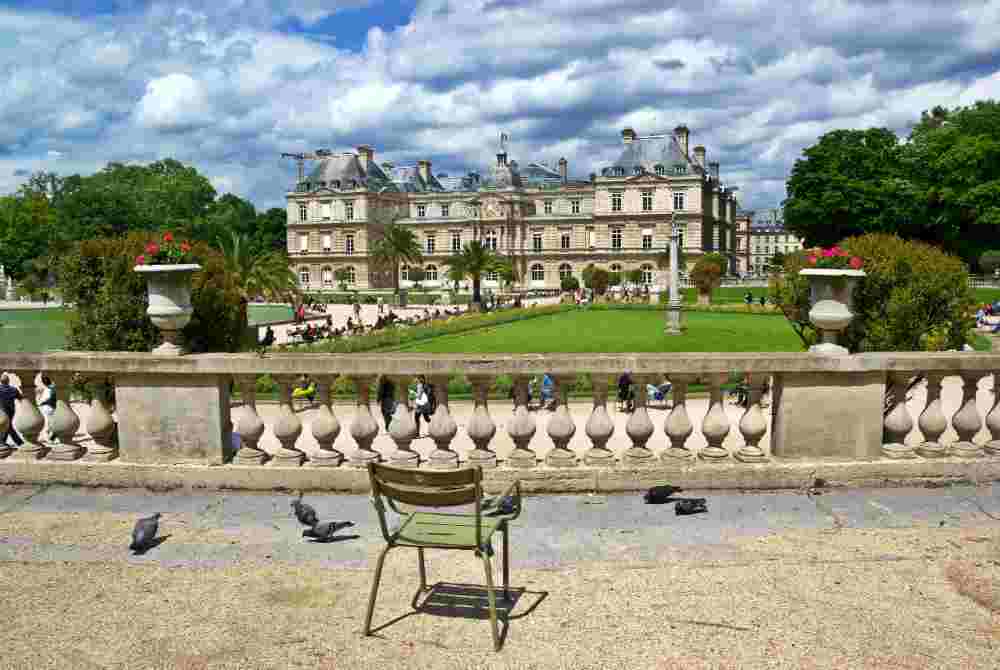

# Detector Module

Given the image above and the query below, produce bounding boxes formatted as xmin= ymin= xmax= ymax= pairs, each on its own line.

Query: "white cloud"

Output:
xmin=135 ymin=73 xmax=213 ymax=131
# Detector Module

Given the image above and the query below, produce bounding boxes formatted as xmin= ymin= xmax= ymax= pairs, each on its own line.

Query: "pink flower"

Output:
xmin=821 ymin=248 xmax=835 ymax=257
xmin=136 ymin=255 xmax=145 ymax=265
xmin=145 ymin=242 xmax=159 ymax=255
xmin=830 ymin=246 xmax=843 ymax=255
xmin=180 ymin=241 xmax=191 ymax=253
xmin=849 ymin=256 xmax=863 ymax=269
xmin=163 ymin=231 xmax=174 ymax=243
xmin=807 ymin=256 xmax=818 ymax=265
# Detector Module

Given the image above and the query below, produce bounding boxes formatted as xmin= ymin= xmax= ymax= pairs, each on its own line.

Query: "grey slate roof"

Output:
xmin=386 ymin=165 xmax=445 ymax=192
xmin=300 ymin=153 xmax=392 ymax=192
xmin=604 ymin=134 xmax=695 ymax=176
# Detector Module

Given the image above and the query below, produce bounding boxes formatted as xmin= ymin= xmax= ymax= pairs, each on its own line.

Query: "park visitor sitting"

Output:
xmin=617 ymin=371 xmax=635 ymax=412
xmin=259 ymin=326 xmax=275 ymax=347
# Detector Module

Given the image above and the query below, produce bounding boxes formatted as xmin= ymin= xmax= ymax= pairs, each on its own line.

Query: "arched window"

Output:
xmin=601 ymin=168 xmax=610 ymax=176
xmin=343 ymin=266 xmax=356 ymax=285
xmin=558 ymin=263 xmax=572 ymax=279
xmin=321 ymin=266 xmax=333 ymax=287
xmin=610 ymin=263 xmax=622 ymax=275
xmin=640 ymin=264 xmax=654 ymax=285
xmin=299 ymin=267 xmax=310 ymax=286
xmin=633 ymin=166 xmax=642 ymax=175
xmin=425 ymin=264 xmax=438 ymax=281
xmin=400 ymin=265 xmax=409 ymax=281
xmin=333 ymin=180 xmax=341 ymax=189
xmin=530 ymin=264 xmax=545 ymax=281
xmin=485 ymin=269 xmax=498 ymax=281
xmin=614 ymin=167 xmax=625 ymax=176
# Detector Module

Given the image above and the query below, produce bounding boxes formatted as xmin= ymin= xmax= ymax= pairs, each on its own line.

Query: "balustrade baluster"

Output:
xmin=699 ymin=374 xmax=731 ymax=461
xmin=233 ymin=375 xmax=268 ymax=465
xmin=584 ymin=374 xmax=615 ymax=466
xmin=545 ymin=374 xmax=578 ymax=467
xmin=882 ymin=372 xmax=916 ymax=459
xmin=388 ymin=376 xmax=419 ymax=468
xmin=735 ymin=378 xmax=769 ymax=463
xmin=348 ymin=375 xmax=381 ymax=467
xmin=622 ymin=374 xmax=656 ymax=466
xmin=310 ymin=376 xmax=343 ymax=467
xmin=985 ymin=372 xmax=1000 ymax=456
xmin=506 ymin=375 xmax=537 ymax=468
xmin=427 ymin=375 xmax=459 ymax=468
xmin=12 ymin=370 xmax=46 ymax=460
xmin=917 ymin=372 xmax=948 ymax=457
xmin=83 ymin=377 xmax=117 ymax=462
xmin=466 ymin=375 xmax=497 ymax=469
xmin=271 ymin=375 xmax=306 ymax=466
xmin=951 ymin=371 xmax=985 ymax=458
xmin=46 ymin=372 xmax=84 ymax=460
xmin=662 ymin=375 xmax=694 ymax=461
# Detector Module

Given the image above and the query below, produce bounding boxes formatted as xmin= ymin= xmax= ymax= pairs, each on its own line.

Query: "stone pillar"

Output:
xmin=388 ymin=376 xmax=419 ymax=468
xmin=310 ymin=376 xmax=343 ymax=467
xmin=506 ymin=375 xmax=537 ymax=468
xmin=985 ymin=372 xmax=1000 ymax=456
xmin=699 ymin=374 xmax=731 ymax=461
xmin=427 ymin=375 xmax=459 ymax=469
xmin=545 ymin=375 xmax=578 ymax=467
xmin=12 ymin=370 xmax=45 ymax=460
xmin=917 ymin=373 xmax=948 ymax=458
xmin=46 ymin=372 xmax=84 ymax=461
xmin=622 ymin=375 xmax=656 ymax=466
xmin=83 ymin=377 xmax=118 ymax=462
xmin=348 ymin=375 xmax=381 ymax=468
xmin=584 ymin=374 xmax=615 ymax=466
xmin=466 ymin=375 xmax=497 ymax=469
xmin=662 ymin=375 xmax=694 ymax=461
xmin=233 ymin=375 xmax=268 ymax=465
xmin=735 ymin=378 xmax=769 ymax=463
xmin=271 ymin=376 xmax=306 ymax=466
xmin=951 ymin=371 xmax=985 ymax=458
xmin=882 ymin=372 xmax=915 ymax=459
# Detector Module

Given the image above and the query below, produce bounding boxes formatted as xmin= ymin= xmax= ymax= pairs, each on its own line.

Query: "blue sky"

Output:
xmin=1 ymin=0 xmax=999 ymax=213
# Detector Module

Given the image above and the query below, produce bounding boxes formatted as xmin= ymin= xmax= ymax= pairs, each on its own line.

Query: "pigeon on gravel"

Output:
xmin=302 ymin=520 xmax=355 ymax=541
xmin=674 ymin=498 xmax=708 ymax=516
xmin=129 ymin=513 xmax=161 ymax=553
xmin=482 ymin=495 xmax=516 ymax=516
xmin=643 ymin=485 xmax=683 ymax=504
xmin=291 ymin=493 xmax=319 ymax=527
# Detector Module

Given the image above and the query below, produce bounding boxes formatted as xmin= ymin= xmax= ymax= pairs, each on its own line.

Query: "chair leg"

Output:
xmin=481 ymin=554 xmax=501 ymax=652
xmin=502 ymin=524 xmax=510 ymax=600
xmin=363 ymin=545 xmax=392 ymax=636
xmin=417 ymin=547 xmax=428 ymax=591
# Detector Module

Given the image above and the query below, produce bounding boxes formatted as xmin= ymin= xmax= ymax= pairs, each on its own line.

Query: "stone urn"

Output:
xmin=134 ymin=264 xmax=202 ymax=355
xmin=800 ymin=268 xmax=866 ymax=355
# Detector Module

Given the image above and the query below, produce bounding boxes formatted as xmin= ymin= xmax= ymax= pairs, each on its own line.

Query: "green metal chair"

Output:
xmin=363 ymin=463 xmax=522 ymax=651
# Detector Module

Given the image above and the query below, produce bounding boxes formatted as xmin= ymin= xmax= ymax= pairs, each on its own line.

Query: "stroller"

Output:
xmin=646 ymin=382 xmax=672 ymax=405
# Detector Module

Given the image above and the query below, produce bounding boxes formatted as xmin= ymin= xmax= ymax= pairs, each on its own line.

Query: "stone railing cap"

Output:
xmin=799 ymin=269 xmax=866 ymax=277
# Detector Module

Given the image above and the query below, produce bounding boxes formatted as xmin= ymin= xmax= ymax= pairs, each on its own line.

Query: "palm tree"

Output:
xmin=217 ymin=231 xmax=300 ymax=324
xmin=369 ymin=223 xmax=423 ymax=296
xmin=445 ymin=240 xmax=499 ymax=307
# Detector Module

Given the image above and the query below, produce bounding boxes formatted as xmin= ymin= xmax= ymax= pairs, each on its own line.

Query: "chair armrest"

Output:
xmin=496 ymin=479 xmax=522 ymax=521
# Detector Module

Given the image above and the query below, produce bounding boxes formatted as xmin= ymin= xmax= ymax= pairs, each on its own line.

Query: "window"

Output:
xmin=345 ymin=201 xmax=354 ymax=220
xmin=425 ymin=265 xmax=438 ymax=281
xmin=451 ymin=231 xmax=461 ymax=252
xmin=633 ymin=166 xmax=642 ymax=175
xmin=673 ymin=192 xmax=685 ymax=210
xmin=640 ymin=264 xmax=654 ymax=285
xmin=587 ymin=228 xmax=596 ymax=247
xmin=641 ymin=190 xmax=653 ymax=211
xmin=614 ymin=167 xmax=625 ymax=176
xmin=674 ymin=165 xmax=686 ymax=175
xmin=299 ymin=267 xmax=310 ymax=285
xmin=530 ymin=264 xmax=545 ymax=282
xmin=678 ymin=232 xmax=684 ymax=250
xmin=426 ymin=234 xmax=436 ymax=254
xmin=655 ymin=165 xmax=665 ymax=176
xmin=485 ymin=230 xmax=498 ymax=251
xmin=320 ymin=201 xmax=331 ymax=220
xmin=571 ymin=199 xmax=580 ymax=214
xmin=298 ymin=203 xmax=308 ymax=222
xmin=322 ymin=233 xmax=332 ymax=251
xmin=611 ymin=228 xmax=623 ymax=250
xmin=642 ymin=229 xmax=653 ymax=250
xmin=401 ymin=265 xmax=409 ymax=281
xmin=611 ymin=192 xmax=622 ymax=212
xmin=610 ymin=263 xmax=622 ymax=276
xmin=417 ymin=204 xmax=426 ymax=218
xmin=486 ymin=269 xmax=498 ymax=281
xmin=560 ymin=232 xmax=571 ymax=249
xmin=322 ymin=267 xmax=333 ymax=287
xmin=544 ymin=200 xmax=552 ymax=214
xmin=559 ymin=263 xmax=572 ymax=279
xmin=345 ymin=234 xmax=354 ymax=256
xmin=299 ymin=234 xmax=309 ymax=252
xmin=532 ymin=233 xmax=543 ymax=252
xmin=343 ymin=266 xmax=356 ymax=285
xmin=441 ymin=203 xmax=450 ymax=218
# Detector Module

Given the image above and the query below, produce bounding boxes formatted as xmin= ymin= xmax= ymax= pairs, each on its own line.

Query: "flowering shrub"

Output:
xmin=804 ymin=246 xmax=864 ymax=270
xmin=134 ymin=231 xmax=197 ymax=266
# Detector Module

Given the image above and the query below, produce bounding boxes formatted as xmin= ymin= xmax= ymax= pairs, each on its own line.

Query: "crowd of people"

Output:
xmin=976 ymin=302 xmax=1000 ymax=333
xmin=284 ymin=305 xmax=466 ymax=345
xmin=0 ymin=372 xmax=60 ymax=447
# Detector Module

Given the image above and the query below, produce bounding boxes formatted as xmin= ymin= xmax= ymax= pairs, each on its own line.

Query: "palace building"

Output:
xmin=285 ymin=126 xmax=741 ymax=292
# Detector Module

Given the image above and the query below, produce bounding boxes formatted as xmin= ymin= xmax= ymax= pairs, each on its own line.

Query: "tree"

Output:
xmin=690 ymin=253 xmax=726 ymax=304
xmin=216 ymin=231 xmax=300 ymax=331
xmin=627 ymin=268 xmax=643 ymax=286
xmin=589 ymin=268 xmax=610 ymax=296
xmin=769 ymin=251 xmax=786 ymax=269
xmin=979 ymin=250 xmax=1000 ymax=275
xmin=495 ymin=256 xmax=520 ymax=290
xmin=608 ymin=271 xmax=622 ymax=287
xmin=445 ymin=240 xmax=500 ymax=307
xmin=0 ymin=191 xmax=57 ymax=279
xmin=334 ymin=268 xmax=351 ymax=292
xmin=408 ymin=266 xmax=426 ymax=290
xmin=560 ymin=275 xmax=580 ymax=292
xmin=369 ymin=223 xmax=423 ymax=295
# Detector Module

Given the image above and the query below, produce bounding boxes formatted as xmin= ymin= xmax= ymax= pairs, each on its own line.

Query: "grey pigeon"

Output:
xmin=482 ymin=495 xmax=517 ymax=516
xmin=302 ymin=520 xmax=355 ymax=541
xmin=644 ymin=485 xmax=683 ymax=504
xmin=675 ymin=498 xmax=708 ymax=516
xmin=291 ymin=493 xmax=319 ymax=527
xmin=130 ymin=513 xmax=161 ymax=552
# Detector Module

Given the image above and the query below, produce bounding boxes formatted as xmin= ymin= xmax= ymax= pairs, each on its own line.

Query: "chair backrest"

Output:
xmin=368 ymin=463 xmax=481 ymax=508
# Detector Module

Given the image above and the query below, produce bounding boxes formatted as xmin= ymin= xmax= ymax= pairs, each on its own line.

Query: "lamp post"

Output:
xmin=665 ymin=212 xmax=683 ymax=334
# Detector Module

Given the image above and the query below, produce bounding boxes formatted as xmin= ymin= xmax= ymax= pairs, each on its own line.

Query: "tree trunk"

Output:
xmin=472 ymin=276 xmax=482 ymax=307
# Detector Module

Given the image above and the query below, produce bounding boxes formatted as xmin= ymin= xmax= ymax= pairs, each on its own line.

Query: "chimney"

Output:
xmin=693 ymin=145 xmax=706 ymax=167
xmin=709 ymin=161 xmax=720 ymax=180
xmin=417 ymin=159 xmax=431 ymax=183
xmin=558 ymin=157 xmax=568 ymax=182
xmin=622 ymin=128 xmax=636 ymax=144
xmin=357 ymin=145 xmax=374 ymax=164
xmin=674 ymin=125 xmax=689 ymax=156
xmin=496 ymin=152 xmax=508 ymax=167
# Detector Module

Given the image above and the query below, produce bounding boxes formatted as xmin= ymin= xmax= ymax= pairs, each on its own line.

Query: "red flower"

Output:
xmin=180 ymin=241 xmax=191 ymax=253
xmin=136 ymin=255 xmax=145 ymax=265
xmin=821 ymin=248 xmax=835 ymax=257
xmin=849 ymin=256 xmax=863 ymax=269
xmin=145 ymin=242 xmax=159 ymax=255
xmin=163 ymin=231 xmax=174 ymax=243
xmin=807 ymin=256 xmax=817 ymax=265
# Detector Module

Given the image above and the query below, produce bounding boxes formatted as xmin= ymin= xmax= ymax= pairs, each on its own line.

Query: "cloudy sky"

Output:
xmin=2 ymin=0 xmax=999 ymax=214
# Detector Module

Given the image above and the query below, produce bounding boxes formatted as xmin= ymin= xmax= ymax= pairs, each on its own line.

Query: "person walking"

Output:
xmin=353 ymin=301 xmax=362 ymax=324
xmin=0 ymin=373 xmax=23 ymax=447
xmin=413 ymin=375 xmax=436 ymax=435
xmin=376 ymin=376 xmax=396 ymax=431
xmin=377 ymin=295 xmax=385 ymax=316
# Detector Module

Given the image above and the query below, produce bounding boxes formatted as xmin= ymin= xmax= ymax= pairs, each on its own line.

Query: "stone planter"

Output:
xmin=134 ymin=264 xmax=201 ymax=355
xmin=800 ymin=268 xmax=866 ymax=355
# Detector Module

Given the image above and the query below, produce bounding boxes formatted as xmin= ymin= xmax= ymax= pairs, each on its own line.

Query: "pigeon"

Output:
xmin=291 ymin=493 xmax=319 ymax=527
xmin=675 ymin=498 xmax=708 ymax=516
xmin=302 ymin=520 xmax=355 ymax=541
xmin=130 ymin=513 xmax=161 ymax=553
xmin=643 ymin=485 xmax=683 ymax=504
xmin=482 ymin=495 xmax=517 ymax=516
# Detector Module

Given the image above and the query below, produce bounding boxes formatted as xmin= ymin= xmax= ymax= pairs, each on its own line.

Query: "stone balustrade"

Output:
xmin=0 ymin=352 xmax=998 ymax=483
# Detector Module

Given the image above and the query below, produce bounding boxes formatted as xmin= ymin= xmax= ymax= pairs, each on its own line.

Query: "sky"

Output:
xmin=1 ymin=0 xmax=999 ymax=214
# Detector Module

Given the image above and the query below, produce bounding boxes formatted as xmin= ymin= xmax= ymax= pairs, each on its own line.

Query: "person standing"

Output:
xmin=376 ymin=376 xmax=396 ymax=431
xmin=0 ymin=373 xmax=23 ymax=446
xmin=377 ymin=295 xmax=385 ymax=316
xmin=413 ymin=375 xmax=436 ymax=434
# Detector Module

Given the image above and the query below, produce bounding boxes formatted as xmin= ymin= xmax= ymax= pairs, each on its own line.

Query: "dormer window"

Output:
xmin=655 ymin=165 xmax=665 ymax=176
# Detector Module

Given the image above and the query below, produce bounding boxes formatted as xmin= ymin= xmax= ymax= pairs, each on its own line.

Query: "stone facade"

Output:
xmin=749 ymin=218 xmax=804 ymax=276
xmin=285 ymin=126 xmax=742 ymax=292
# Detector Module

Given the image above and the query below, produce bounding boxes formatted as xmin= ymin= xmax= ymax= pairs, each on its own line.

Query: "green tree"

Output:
xmin=445 ymin=240 xmax=500 ymax=307
xmin=216 ymin=231 xmax=300 ymax=331
xmin=626 ymin=268 xmax=643 ymax=286
xmin=0 ymin=191 xmax=57 ymax=279
xmin=560 ymin=274 xmax=580 ymax=291
xmin=690 ymin=252 xmax=726 ymax=303
xmin=334 ymin=267 xmax=351 ymax=292
xmin=979 ymin=250 xmax=1000 ymax=275
xmin=369 ymin=223 xmax=423 ymax=295
xmin=769 ymin=251 xmax=786 ymax=269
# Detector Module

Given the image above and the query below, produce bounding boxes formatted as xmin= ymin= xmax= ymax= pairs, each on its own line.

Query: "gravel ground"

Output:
xmin=2 ymin=486 xmax=999 ymax=669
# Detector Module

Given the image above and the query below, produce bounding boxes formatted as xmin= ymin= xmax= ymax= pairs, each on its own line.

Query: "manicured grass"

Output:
xmin=973 ymin=288 xmax=1000 ymax=304
xmin=380 ymin=309 xmax=802 ymax=354
xmin=247 ymin=304 xmax=294 ymax=324
xmin=683 ymin=286 xmax=772 ymax=304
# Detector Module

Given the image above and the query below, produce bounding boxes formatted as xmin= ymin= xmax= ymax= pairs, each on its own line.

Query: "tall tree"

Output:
xmin=369 ymin=222 xmax=423 ymax=295
xmin=445 ymin=240 xmax=501 ymax=307
xmin=217 ymin=231 xmax=300 ymax=327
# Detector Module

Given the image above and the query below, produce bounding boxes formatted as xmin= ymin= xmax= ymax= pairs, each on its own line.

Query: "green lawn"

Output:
xmin=380 ymin=309 xmax=803 ymax=354
xmin=973 ymin=288 xmax=1000 ymax=304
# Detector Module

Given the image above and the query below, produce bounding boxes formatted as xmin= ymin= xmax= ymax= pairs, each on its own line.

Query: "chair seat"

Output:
xmin=396 ymin=511 xmax=504 ymax=548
